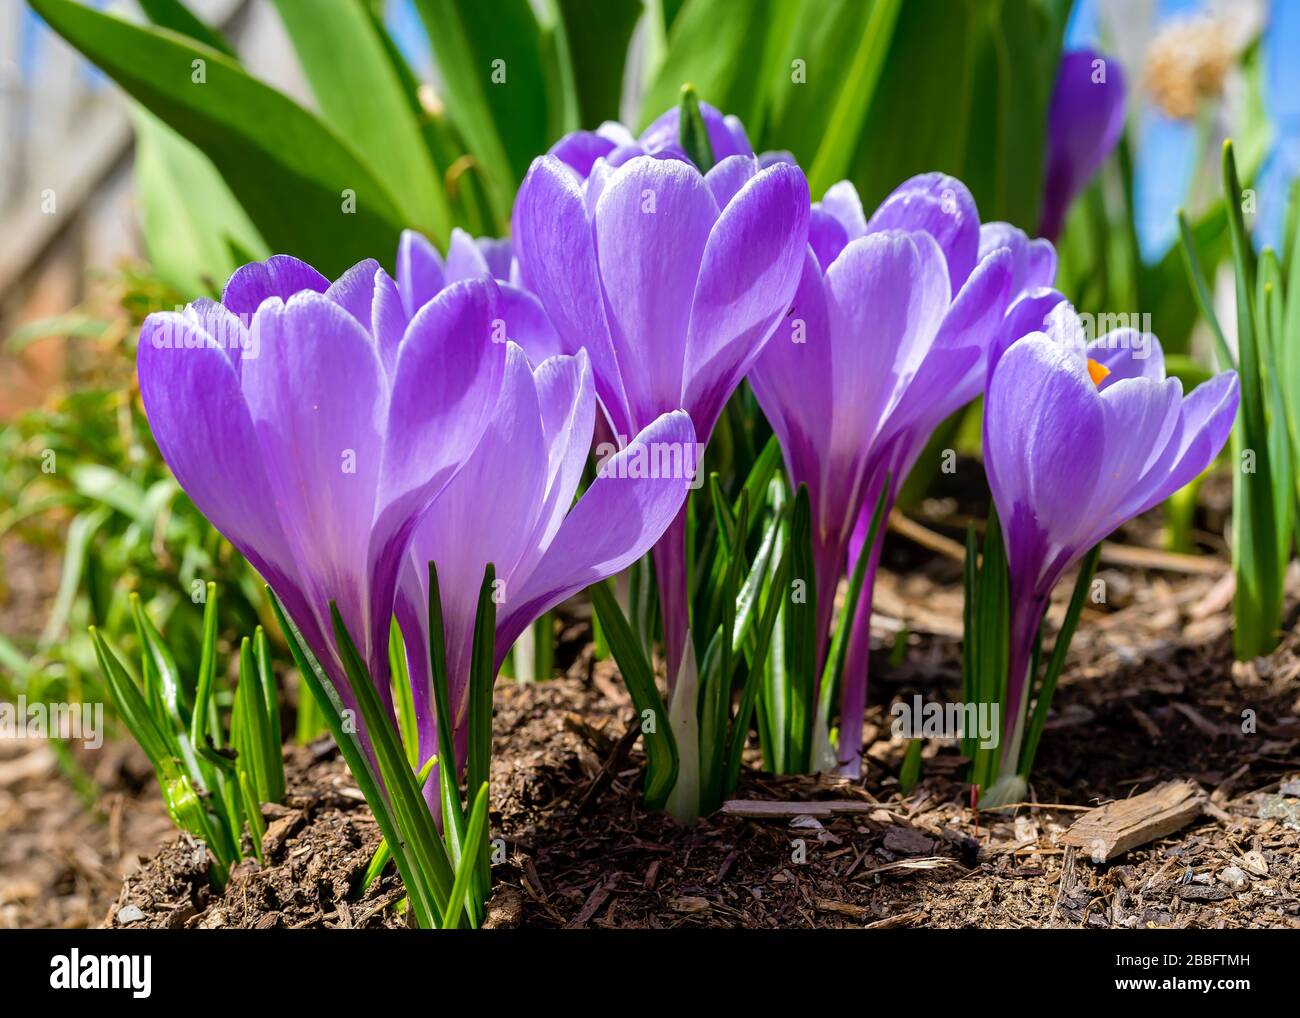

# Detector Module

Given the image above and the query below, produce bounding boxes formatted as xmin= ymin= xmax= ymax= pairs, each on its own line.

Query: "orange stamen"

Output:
xmin=1087 ymin=358 xmax=1110 ymax=387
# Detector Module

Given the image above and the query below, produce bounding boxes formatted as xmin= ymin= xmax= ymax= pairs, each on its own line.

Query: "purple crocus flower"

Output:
xmin=394 ymin=344 xmax=695 ymax=809
xmin=512 ymin=149 xmax=810 ymax=685
xmin=1039 ymin=48 xmax=1127 ymax=241
xmin=547 ymin=100 xmax=752 ymax=180
xmin=136 ymin=239 xmax=508 ymax=750
xmin=984 ymin=303 xmax=1238 ymax=787
xmin=750 ymin=173 xmax=1026 ymax=774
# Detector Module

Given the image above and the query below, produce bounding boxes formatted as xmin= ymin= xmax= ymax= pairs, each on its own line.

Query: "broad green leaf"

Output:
xmin=132 ymin=107 xmax=268 ymax=299
xmin=138 ymin=0 xmax=234 ymax=56
xmin=413 ymin=0 xmax=550 ymax=225
xmin=640 ymin=0 xmax=798 ymax=138
xmin=271 ymin=0 xmax=451 ymax=239
xmin=554 ymin=0 xmax=640 ymax=126
xmin=31 ymin=0 xmax=407 ymax=276
xmin=803 ymin=0 xmax=903 ymax=198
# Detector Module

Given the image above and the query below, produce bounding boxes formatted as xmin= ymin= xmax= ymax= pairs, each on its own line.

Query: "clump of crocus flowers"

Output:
xmin=135 ymin=88 xmax=1239 ymax=869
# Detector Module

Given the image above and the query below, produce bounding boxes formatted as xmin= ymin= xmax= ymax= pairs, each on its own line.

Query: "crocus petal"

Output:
xmin=396 ymin=230 xmax=446 ymax=320
xmin=1089 ymin=330 xmax=1165 ymax=387
xmin=1088 ymin=375 xmax=1183 ymax=545
xmin=242 ymin=294 xmax=387 ymax=653
xmin=137 ymin=314 xmax=294 ymax=587
xmin=683 ymin=160 xmax=811 ymax=441
xmin=325 ymin=259 xmax=382 ymax=328
xmin=371 ymin=270 xmax=408 ymax=376
xmin=444 ymin=227 xmax=491 ymax=284
xmin=990 ymin=287 xmax=1069 ymax=375
xmin=984 ymin=333 xmax=1105 ymax=589
xmin=749 ymin=249 xmax=835 ymax=508
xmin=823 ymin=230 xmax=951 ymax=448
xmin=979 ymin=222 xmax=1057 ymax=295
xmin=1113 ymin=369 xmax=1240 ymax=526
xmin=513 ymin=155 xmax=632 ymax=435
xmin=378 ymin=277 xmax=506 ymax=523
xmin=809 ymin=207 xmax=851 ymax=271
xmin=596 ymin=156 xmax=719 ymax=429
xmin=882 ymin=246 xmax=1013 ymax=455
xmin=705 ymin=154 xmax=759 ymax=208
xmin=498 ymin=284 xmax=563 ymax=363
xmin=865 ymin=173 xmax=981 ymax=291
xmin=221 ymin=254 xmax=329 ymax=318
xmin=500 ymin=410 xmax=696 ymax=649
xmin=527 ymin=350 xmax=597 ymax=563
xmin=549 ymin=129 xmax=621 ymax=178
xmin=819 ymin=180 xmax=867 ymax=240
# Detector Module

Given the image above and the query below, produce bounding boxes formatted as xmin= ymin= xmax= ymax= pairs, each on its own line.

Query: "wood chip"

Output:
xmin=721 ymin=799 xmax=877 ymax=819
xmin=566 ymin=879 xmax=613 ymax=928
xmin=1062 ymin=780 xmax=1204 ymax=862
xmin=865 ymin=909 xmax=924 ymax=929
xmin=813 ymin=896 xmax=869 ymax=921
xmin=668 ymin=895 xmax=711 ymax=914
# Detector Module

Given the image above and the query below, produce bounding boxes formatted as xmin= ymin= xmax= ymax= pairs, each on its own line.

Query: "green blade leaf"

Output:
xmin=188 ymin=582 xmax=219 ymax=749
xmin=783 ymin=484 xmax=818 ymax=772
xmin=441 ymin=781 xmax=490 ymax=929
xmin=271 ymin=0 xmax=451 ymax=240
xmin=553 ymin=0 xmax=640 ymax=126
xmin=677 ymin=83 xmax=715 ymax=172
xmin=253 ymin=627 xmax=285 ymax=803
xmin=268 ymin=589 xmax=433 ymax=928
xmin=466 ymin=564 xmax=498 ymax=899
xmin=131 ymin=105 xmax=268 ymax=299
xmin=413 ymin=0 xmax=550 ymax=225
xmin=31 ymin=0 xmax=407 ymax=276
xmin=589 ymin=580 xmax=679 ymax=809
xmin=329 ymin=603 xmax=454 ymax=926
xmin=137 ymin=0 xmax=235 ymax=56
xmin=803 ymin=0 xmax=903 ymax=197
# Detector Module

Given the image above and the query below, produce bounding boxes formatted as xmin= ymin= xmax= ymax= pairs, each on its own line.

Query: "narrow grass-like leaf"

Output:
xmin=330 ymin=603 xmax=453 ymax=926
xmin=899 ymin=738 xmax=922 ymax=794
xmin=783 ymin=485 xmax=818 ymax=772
xmin=1224 ymin=140 xmax=1282 ymax=658
xmin=253 ymin=628 xmax=284 ymax=802
xmin=442 ymin=782 xmax=490 ymax=929
xmin=269 ymin=590 xmax=431 ymax=928
xmin=590 ymin=580 xmax=679 ymax=808
xmin=466 ymin=565 xmax=498 ymax=897
xmin=188 ymin=582 xmax=218 ymax=749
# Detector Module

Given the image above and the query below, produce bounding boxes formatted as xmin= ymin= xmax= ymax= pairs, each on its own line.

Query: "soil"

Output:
xmin=5 ymin=484 xmax=1300 ymax=929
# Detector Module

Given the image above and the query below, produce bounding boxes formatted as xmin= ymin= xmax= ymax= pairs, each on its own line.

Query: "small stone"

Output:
xmin=116 ymin=904 xmax=145 ymax=924
xmin=1238 ymin=850 xmax=1269 ymax=877
xmin=1219 ymin=865 xmax=1248 ymax=890
xmin=883 ymin=827 xmax=936 ymax=856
